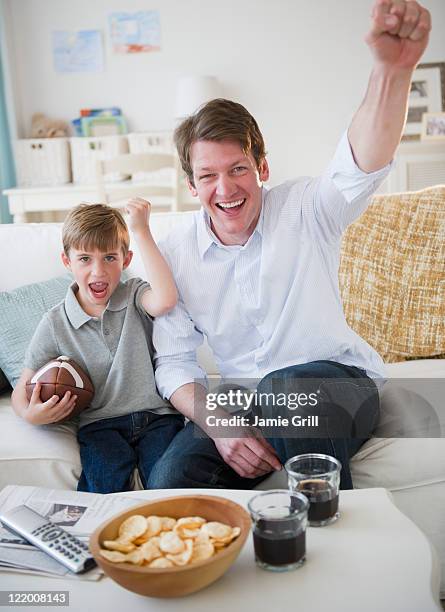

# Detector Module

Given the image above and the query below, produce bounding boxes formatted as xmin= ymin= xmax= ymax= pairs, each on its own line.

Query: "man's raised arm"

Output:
xmin=348 ymin=0 xmax=431 ymax=172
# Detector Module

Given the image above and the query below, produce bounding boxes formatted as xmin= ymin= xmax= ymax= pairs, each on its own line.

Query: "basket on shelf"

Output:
xmin=127 ymin=131 xmax=175 ymax=185
xmin=70 ymin=135 xmax=129 ymax=184
xmin=14 ymin=138 xmax=71 ymax=187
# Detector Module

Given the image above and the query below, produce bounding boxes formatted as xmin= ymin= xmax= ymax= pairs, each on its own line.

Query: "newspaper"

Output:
xmin=0 ymin=485 xmax=150 ymax=581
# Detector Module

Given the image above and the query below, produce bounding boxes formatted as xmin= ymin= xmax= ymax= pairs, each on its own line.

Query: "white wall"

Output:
xmin=4 ymin=0 xmax=445 ymax=185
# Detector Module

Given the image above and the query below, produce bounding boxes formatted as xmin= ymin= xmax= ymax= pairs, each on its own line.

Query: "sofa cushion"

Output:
xmin=0 ymin=213 xmax=197 ymax=293
xmin=0 ymin=274 xmax=72 ymax=386
xmin=339 ymin=185 xmax=445 ymax=362
xmin=0 ymin=393 xmax=80 ymax=491
xmin=0 ymin=224 xmax=66 ymax=291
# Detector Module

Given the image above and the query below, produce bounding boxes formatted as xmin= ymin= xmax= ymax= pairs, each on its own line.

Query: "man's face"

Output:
xmin=188 ymin=139 xmax=269 ymax=246
xmin=61 ymin=247 xmax=132 ymax=317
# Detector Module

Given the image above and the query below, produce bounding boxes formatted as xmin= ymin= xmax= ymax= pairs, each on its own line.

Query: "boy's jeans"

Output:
xmin=77 ymin=410 xmax=184 ymax=493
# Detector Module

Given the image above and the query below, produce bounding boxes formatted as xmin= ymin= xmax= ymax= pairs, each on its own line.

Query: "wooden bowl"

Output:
xmin=89 ymin=495 xmax=251 ymax=598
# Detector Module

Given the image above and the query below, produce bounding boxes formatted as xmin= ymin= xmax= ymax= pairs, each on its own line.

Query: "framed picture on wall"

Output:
xmin=421 ymin=112 xmax=445 ymax=140
xmin=403 ymin=62 xmax=445 ymax=141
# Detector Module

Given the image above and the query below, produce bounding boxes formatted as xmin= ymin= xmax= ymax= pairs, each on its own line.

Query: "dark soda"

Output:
xmin=253 ymin=521 xmax=305 ymax=566
xmin=297 ymin=479 xmax=339 ymax=523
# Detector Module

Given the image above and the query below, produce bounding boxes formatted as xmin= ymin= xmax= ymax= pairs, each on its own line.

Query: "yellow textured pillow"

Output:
xmin=339 ymin=185 xmax=445 ymax=363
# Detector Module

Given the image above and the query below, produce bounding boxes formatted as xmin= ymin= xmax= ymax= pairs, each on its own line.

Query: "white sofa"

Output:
xmin=0 ymin=216 xmax=444 ymax=595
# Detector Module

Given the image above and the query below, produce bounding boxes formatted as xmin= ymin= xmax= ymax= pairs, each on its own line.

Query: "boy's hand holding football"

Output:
xmin=25 ymin=383 xmax=77 ymax=425
xmin=125 ymin=198 xmax=152 ymax=235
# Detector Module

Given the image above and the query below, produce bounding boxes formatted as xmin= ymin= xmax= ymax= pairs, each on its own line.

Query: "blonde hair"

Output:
xmin=174 ymin=98 xmax=267 ymax=187
xmin=62 ymin=203 xmax=129 ymax=256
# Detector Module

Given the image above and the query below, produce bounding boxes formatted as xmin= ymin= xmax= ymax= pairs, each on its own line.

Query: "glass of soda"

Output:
xmin=285 ymin=453 xmax=341 ymax=527
xmin=247 ymin=489 xmax=309 ymax=572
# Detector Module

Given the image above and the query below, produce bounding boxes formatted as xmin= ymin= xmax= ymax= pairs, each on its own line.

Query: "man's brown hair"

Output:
xmin=62 ymin=203 xmax=129 ymax=256
xmin=174 ymin=98 xmax=267 ymax=186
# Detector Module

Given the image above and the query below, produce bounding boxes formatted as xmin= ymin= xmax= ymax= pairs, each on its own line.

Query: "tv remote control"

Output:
xmin=0 ymin=505 xmax=97 ymax=573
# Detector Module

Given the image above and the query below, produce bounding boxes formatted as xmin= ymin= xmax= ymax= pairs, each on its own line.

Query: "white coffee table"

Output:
xmin=0 ymin=488 xmax=441 ymax=612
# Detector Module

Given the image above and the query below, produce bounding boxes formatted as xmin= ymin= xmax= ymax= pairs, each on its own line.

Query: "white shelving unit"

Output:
xmin=3 ymin=179 xmax=200 ymax=224
xmin=4 ymin=130 xmax=201 ymax=222
xmin=381 ymin=140 xmax=445 ymax=193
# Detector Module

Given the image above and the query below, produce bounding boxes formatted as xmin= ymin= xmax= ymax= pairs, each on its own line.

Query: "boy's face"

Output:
xmin=187 ymin=139 xmax=269 ymax=246
xmin=61 ymin=247 xmax=133 ymax=317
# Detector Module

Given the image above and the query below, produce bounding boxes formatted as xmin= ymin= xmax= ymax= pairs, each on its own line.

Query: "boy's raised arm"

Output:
xmin=125 ymin=198 xmax=178 ymax=317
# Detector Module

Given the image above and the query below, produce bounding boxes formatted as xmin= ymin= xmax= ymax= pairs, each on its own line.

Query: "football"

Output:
xmin=26 ymin=355 xmax=94 ymax=418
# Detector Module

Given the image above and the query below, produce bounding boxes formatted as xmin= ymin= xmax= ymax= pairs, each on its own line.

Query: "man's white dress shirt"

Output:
xmin=154 ymin=132 xmax=391 ymax=400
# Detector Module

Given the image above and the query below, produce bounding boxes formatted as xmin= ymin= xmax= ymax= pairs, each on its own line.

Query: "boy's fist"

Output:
xmin=26 ymin=382 xmax=78 ymax=425
xmin=26 ymin=355 xmax=94 ymax=421
xmin=125 ymin=198 xmax=152 ymax=234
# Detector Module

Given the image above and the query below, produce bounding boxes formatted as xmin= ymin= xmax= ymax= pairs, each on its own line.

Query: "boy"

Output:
xmin=12 ymin=198 xmax=183 ymax=493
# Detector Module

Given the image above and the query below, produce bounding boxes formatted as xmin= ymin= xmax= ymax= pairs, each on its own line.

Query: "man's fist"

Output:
xmin=366 ymin=0 xmax=431 ymax=69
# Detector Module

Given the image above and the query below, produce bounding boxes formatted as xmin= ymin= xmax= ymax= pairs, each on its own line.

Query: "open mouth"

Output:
xmin=215 ymin=198 xmax=246 ymax=214
xmin=89 ymin=282 xmax=108 ymax=299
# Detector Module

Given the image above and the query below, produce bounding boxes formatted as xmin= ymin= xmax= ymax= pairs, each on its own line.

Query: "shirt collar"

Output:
xmin=107 ymin=281 xmax=129 ymax=312
xmin=196 ymin=188 xmax=266 ymax=260
xmin=65 ymin=281 xmax=128 ymax=329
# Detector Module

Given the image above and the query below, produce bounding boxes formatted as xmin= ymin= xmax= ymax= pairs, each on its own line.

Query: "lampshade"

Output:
xmin=175 ymin=76 xmax=222 ymax=119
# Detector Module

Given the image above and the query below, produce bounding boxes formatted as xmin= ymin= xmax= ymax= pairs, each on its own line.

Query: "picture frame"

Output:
xmin=403 ymin=62 xmax=445 ymax=141
xmin=80 ymin=115 xmax=127 ymax=137
xmin=421 ymin=112 xmax=445 ymax=140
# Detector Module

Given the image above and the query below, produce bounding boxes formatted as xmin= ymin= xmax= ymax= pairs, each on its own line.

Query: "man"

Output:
xmin=148 ymin=0 xmax=431 ymax=490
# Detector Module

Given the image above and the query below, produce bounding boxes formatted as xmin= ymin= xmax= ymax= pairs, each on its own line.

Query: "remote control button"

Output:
xmin=42 ymin=529 xmax=62 ymax=542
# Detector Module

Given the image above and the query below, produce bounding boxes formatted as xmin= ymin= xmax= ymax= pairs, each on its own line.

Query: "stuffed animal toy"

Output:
xmin=30 ymin=113 xmax=70 ymax=138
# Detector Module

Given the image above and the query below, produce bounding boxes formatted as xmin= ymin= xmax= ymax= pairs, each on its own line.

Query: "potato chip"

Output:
xmin=166 ymin=539 xmax=194 ymax=566
xmin=176 ymin=516 xmax=206 ymax=528
xmin=191 ymin=537 xmax=214 ymax=562
xmin=194 ymin=531 xmax=211 ymax=544
xmin=174 ymin=525 xmax=201 ymax=539
xmin=118 ymin=515 xmax=147 ymax=542
xmin=103 ymin=539 xmax=136 ymax=553
xmin=148 ymin=557 xmax=174 ymax=568
xmin=174 ymin=516 xmax=207 ymax=538
xmin=140 ymin=540 xmax=162 ymax=563
xmin=201 ymin=521 xmax=232 ymax=540
xmin=133 ymin=515 xmax=162 ymax=544
xmin=100 ymin=549 xmax=127 ymax=563
xmin=105 ymin=512 xmax=241 ymax=569
xmin=146 ymin=515 xmax=162 ymax=536
xmin=211 ymin=527 xmax=241 ymax=547
xmin=125 ymin=548 xmax=145 ymax=565
xmin=149 ymin=535 xmax=161 ymax=547
xmin=160 ymin=516 xmax=176 ymax=531
xmin=159 ymin=531 xmax=185 ymax=554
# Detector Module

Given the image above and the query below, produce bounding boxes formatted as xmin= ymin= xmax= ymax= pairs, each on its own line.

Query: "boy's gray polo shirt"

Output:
xmin=24 ymin=278 xmax=176 ymax=428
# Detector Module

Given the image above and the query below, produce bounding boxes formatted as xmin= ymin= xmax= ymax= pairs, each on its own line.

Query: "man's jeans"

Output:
xmin=147 ymin=361 xmax=379 ymax=490
xmin=77 ymin=410 xmax=184 ymax=493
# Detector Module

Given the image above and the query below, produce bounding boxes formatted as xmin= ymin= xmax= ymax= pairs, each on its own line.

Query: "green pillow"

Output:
xmin=0 ymin=275 xmax=72 ymax=387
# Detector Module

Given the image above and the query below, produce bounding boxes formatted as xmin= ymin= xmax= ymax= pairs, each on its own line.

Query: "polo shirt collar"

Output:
xmin=107 ymin=281 xmax=129 ymax=312
xmin=65 ymin=283 xmax=91 ymax=329
xmin=65 ymin=281 xmax=128 ymax=329
xmin=196 ymin=187 xmax=266 ymax=259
